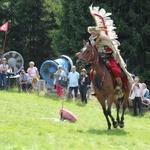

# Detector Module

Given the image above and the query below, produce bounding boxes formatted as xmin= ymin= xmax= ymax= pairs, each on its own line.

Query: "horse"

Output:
xmin=76 ymin=42 xmax=131 ymax=130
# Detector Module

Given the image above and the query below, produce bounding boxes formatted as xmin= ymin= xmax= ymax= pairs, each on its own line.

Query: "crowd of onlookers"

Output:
xmin=0 ymin=58 xmax=92 ymax=104
xmin=18 ymin=61 xmax=40 ymax=92
xmin=0 ymin=58 xmax=40 ymax=92
xmin=54 ymin=65 xmax=91 ymax=104
xmin=0 ymin=57 xmax=150 ymax=109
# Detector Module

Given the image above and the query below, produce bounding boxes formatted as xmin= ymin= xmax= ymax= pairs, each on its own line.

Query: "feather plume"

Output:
xmin=89 ymin=4 xmax=120 ymax=49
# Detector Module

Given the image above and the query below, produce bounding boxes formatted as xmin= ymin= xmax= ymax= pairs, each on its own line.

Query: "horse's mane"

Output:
xmin=98 ymin=54 xmax=106 ymax=66
xmin=93 ymin=49 xmax=107 ymax=91
xmin=92 ymin=45 xmax=106 ymax=67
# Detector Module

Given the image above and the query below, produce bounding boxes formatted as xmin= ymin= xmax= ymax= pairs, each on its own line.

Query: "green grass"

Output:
xmin=0 ymin=89 xmax=150 ymax=150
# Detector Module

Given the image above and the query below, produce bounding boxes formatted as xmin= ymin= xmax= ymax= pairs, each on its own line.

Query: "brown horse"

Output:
xmin=76 ymin=42 xmax=131 ymax=130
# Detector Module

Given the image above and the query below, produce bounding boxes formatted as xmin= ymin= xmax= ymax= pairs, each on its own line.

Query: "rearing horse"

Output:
xmin=76 ymin=42 xmax=131 ymax=130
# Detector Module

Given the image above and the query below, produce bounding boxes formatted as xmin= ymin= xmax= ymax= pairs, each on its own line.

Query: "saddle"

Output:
xmin=100 ymin=54 xmax=128 ymax=93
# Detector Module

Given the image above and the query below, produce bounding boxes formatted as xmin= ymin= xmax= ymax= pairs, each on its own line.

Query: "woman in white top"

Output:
xmin=27 ymin=61 xmax=40 ymax=79
xmin=27 ymin=61 xmax=40 ymax=90
xmin=130 ymin=76 xmax=144 ymax=116
xmin=0 ymin=58 xmax=9 ymax=90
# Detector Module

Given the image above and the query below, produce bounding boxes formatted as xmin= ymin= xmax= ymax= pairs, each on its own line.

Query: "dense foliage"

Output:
xmin=0 ymin=0 xmax=149 ymax=86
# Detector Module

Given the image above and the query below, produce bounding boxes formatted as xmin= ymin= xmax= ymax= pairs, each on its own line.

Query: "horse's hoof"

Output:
xmin=107 ymin=126 xmax=111 ymax=130
xmin=113 ymin=121 xmax=118 ymax=128
xmin=119 ymin=123 xmax=124 ymax=128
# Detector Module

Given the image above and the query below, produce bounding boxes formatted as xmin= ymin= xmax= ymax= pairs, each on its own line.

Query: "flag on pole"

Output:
xmin=0 ymin=21 xmax=8 ymax=32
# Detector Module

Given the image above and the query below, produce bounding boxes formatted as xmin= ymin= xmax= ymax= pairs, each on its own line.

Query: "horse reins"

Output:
xmin=90 ymin=45 xmax=106 ymax=86
xmin=87 ymin=45 xmax=99 ymax=64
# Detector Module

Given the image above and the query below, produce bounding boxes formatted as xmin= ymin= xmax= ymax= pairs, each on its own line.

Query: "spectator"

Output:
xmin=79 ymin=68 xmax=90 ymax=104
xmin=130 ymin=76 xmax=144 ymax=116
xmin=142 ymin=83 xmax=150 ymax=104
xmin=54 ymin=65 xmax=67 ymax=98
xmin=18 ymin=70 xmax=32 ymax=92
xmin=68 ymin=66 xmax=79 ymax=99
xmin=0 ymin=58 xmax=9 ymax=90
xmin=27 ymin=61 xmax=40 ymax=79
xmin=142 ymin=83 xmax=149 ymax=98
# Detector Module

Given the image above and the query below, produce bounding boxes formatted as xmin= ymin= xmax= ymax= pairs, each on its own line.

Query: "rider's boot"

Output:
xmin=115 ymin=77 xmax=124 ymax=97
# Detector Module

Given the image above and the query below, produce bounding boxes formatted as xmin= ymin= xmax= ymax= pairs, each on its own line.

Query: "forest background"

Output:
xmin=0 ymin=0 xmax=149 ymax=87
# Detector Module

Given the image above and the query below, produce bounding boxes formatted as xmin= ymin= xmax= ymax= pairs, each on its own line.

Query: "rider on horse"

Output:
xmin=87 ymin=26 xmax=133 ymax=96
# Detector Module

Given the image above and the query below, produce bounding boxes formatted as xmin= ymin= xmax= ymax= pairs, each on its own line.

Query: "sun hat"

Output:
xmin=81 ymin=68 xmax=86 ymax=72
xmin=87 ymin=26 xmax=101 ymax=34
xmin=2 ymin=57 xmax=7 ymax=61
xmin=29 ymin=61 xmax=34 ymax=65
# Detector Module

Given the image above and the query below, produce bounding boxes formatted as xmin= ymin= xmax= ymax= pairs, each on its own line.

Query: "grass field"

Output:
xmin=0 ymin=89 xmax=150 ymax=150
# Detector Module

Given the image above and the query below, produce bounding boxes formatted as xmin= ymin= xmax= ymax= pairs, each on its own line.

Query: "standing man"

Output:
xmin=130 ymin=76 xmax=144 ymax=116
xmin=0 ymin=58 xmax=9 ymax=90
xmin=68 ymin=66 xmax=79 ymax=99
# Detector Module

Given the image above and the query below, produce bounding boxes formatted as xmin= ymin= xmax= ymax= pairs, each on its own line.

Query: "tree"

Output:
xmin=110 ymin=0 xmax=150 ymax=86
xmin=0 ymin=0 xmax=57 ymax=69
xmin=51 ymin=0 xmax=94 ymax=61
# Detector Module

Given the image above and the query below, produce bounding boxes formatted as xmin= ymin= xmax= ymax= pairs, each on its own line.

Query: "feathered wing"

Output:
xmin=89 ymin=5 xmax=119 ymax=50
xmin=89 ymin=4 xmax=134 ymax=83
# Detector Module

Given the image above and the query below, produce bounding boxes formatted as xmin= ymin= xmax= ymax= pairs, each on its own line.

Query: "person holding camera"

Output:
xmin=130 ymin=76 xmax=144 ymax=116
xmin=54 ymin=65 xmax=67 ymax=98
xmin=79 ymin=69 xmax=90 ymax=104
xmin=0 ymin=58 xmax=9 ymax=90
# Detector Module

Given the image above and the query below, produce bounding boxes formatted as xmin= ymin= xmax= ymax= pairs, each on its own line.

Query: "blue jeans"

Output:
xmin=0 ymin=73 xmax=7 ymax=89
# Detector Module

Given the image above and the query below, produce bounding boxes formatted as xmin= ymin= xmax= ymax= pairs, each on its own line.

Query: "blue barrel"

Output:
xmin=40 ymin=55 xmax=73 ymax=86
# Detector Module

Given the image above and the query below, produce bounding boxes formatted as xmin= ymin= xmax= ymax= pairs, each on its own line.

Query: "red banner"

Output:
xmin=0 ymin=21 xmax=8 ymax=32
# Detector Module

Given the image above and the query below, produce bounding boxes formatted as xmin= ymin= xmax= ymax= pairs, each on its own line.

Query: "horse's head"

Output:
xmin=76 ymin=41 xmax=98 ymax=65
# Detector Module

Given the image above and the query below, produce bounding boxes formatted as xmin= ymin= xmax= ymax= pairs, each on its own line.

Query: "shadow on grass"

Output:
xmin=75 ymin=102 xmax=87 ymax=107
xmin=75 ymin=127 xmax=129 ymax=136
xmin=86 ymin=128 xmax=129 ymax=135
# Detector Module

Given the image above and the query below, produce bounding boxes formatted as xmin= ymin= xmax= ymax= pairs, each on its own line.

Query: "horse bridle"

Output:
xmin=83 ymin=45 xmax=106 ymax=85
xmin=84 ymin=45 xmax=99 ymax=64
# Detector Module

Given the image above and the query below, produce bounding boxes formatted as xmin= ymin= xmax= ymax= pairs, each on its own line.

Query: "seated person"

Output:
xmin=142 ymin=83 xmax=150 ymax=104
xmin=18 ymin=70 xmax=32 ymax=92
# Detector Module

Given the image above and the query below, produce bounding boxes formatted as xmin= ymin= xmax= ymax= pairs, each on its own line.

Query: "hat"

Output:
xmin=2 ymin=57 xmax=7 ymax=61
xmin=87 ymin=26 xmax=101 ymax=34
xmin=20 ymin=70 xmax=25 ymax=74
xmin=29 ymin=61 xmax=34 ymax=65
xmin=81 ymin=68 xmax=86 ymax=72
